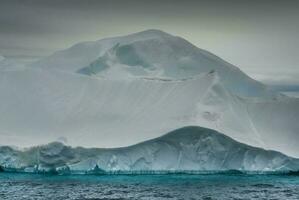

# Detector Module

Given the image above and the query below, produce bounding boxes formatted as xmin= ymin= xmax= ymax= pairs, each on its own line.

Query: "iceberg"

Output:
xmin=0 ymin=126 xmax=298 ymax=174
xmin=0 ymin=30 xmax=298 ymax=158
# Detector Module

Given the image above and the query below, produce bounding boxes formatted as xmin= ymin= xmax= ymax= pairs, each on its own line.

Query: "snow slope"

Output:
xmin=1 ymin=126 xmax=298 ymax=173
xmin=0 ymin=30 xmax=298 ymax=158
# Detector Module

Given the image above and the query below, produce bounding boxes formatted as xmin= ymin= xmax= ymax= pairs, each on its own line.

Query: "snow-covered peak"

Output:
xmin=127 ymin=29 xmax=171 ymax=36
xmin=30 ymin=29 xmax=236 ymax=76
xmin=30 ymin=29 xmax=197 ymax=73
xmin=29 ymin=29 xmax=276 ymax=97
xmin=103 ymin=29 xmax=173 ymax=42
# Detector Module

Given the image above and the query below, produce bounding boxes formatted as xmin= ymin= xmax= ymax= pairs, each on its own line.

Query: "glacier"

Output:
xmin=1 ymin=126 xmax=298 ymax=173
xmin=0 ymin=29 xmax=298 ymax=160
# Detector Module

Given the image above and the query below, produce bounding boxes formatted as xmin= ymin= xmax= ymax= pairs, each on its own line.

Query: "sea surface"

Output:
xmin=0 ymin=173 xmax=298 ymax=200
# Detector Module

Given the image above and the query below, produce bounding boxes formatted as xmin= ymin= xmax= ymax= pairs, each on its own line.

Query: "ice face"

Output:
xmin=0 ymin=126 xmax=298 ymax=173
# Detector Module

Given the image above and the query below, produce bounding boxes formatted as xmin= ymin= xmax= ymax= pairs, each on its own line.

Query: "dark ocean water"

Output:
xmin=0 ymin=173 xmax=298 ymax=200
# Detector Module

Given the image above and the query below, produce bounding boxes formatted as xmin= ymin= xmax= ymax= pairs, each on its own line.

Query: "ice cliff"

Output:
xmin=0 ymin=127 xmax=298 ymax=173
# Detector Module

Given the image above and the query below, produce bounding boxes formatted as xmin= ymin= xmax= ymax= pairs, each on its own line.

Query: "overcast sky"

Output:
xmin=0 ymin=0 xmax=299 ymax=86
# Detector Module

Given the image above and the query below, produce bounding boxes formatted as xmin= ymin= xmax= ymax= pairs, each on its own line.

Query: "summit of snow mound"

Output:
xmin=124 ymin=29 xmax=172 ymax=37
xmin=0 ymin=126 xmax=298 ymax=173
